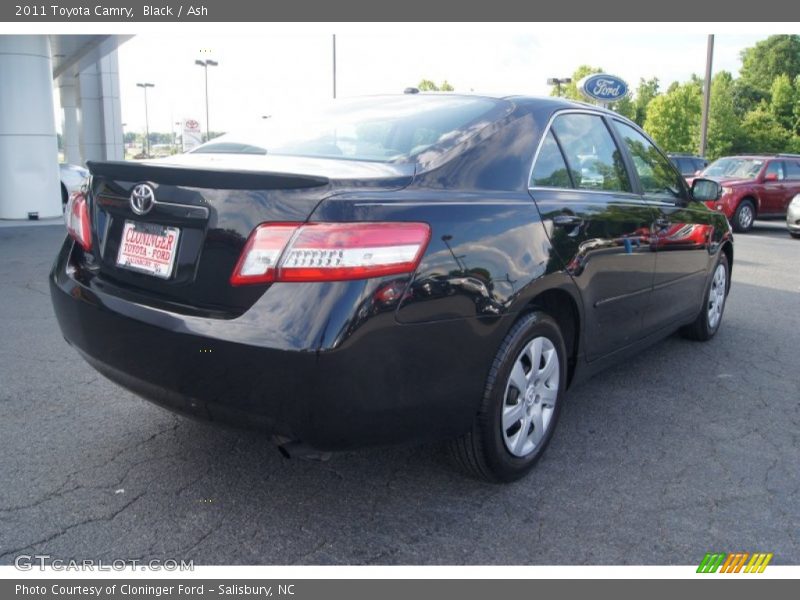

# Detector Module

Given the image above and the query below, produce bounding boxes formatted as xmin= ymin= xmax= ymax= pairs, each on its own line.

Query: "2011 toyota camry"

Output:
xmin=51 ymin=93 xmax=733 ymax=482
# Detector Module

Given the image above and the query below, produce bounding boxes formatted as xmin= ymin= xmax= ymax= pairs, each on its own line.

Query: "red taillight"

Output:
xmin=229 ymin=223 xmax=299 ymax=285
xmin=230 ymin=222 xmax=431 ymax=285
xmin=64 ymin=191 xmax=92 ymax=251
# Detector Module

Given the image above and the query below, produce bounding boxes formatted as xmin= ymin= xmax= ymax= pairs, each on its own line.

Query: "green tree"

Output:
xmin=611 ymin=95 xmax=635 ymax=119
xmin=643 ymin=80 xmax=702 ymax=153
xmin=770 ymin=73 xmax=797 ymax=132
xmin=794 ymin=75 xmax=800 ymax=135
xmin=741 ymin=105 xmax=793 ymax=153
xmin=631 ymin=77 xmax=660 ymax=126
xmin=550 ymin=65 xmax=603 ymax=100
xmin=706 ymin=72 xmax=743 ymax=159
xmin=739 ymin=35 xmax=800 ymax=102
xmin=417 ymin=79 xmax=454 ymax=91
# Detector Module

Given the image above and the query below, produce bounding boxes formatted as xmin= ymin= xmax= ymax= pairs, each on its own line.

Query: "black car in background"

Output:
xmin=668 ymin=153 xmax=708 ymax=178
xmin=52 ymin=95 xmax=732 ymax=482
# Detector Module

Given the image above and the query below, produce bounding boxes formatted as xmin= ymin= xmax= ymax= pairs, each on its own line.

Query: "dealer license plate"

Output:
xmin=116 ymin=220 xmax=181 ymax=279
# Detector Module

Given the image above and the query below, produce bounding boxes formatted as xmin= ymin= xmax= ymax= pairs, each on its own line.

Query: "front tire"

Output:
xmin=449 ymin=311 xmax=567 ymax=483
xmin=790 ymin=231 xmax=800 ymax=239
xmin=681 ymin=252 xmax=729 ymax=341
xmin=732 ymin=199 xmax=755 ymax=233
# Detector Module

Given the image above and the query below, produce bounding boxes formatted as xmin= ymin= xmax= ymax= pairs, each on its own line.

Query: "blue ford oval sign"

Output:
xmin=579 ymin=73 xmax=629 ymax=103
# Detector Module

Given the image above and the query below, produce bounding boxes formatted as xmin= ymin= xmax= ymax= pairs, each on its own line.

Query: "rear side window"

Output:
xmin=551 ymin=114 xmax=631 ymax=192
xmin=613 ymin=121 xmax=684 ymax=200
xmin=675 ymin=158 xmax=694 ymax=176
xmin=530 ymin=131 xmax=573 ymax=188
xmin=244 ymin=95 xmax=500 ymax=162
xmin=765 ymin=161 xmax=786 ymax=180
xmin=786 ymin=161 xmax=800 ymax=180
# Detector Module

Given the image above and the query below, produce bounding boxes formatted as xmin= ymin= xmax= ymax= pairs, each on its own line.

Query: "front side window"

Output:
xmin=551 ymin=114 xmax=631 ymax=193
xmin=613 ymin=121 xmax=684 ymax=200
xmin=530 ymin=130 xmax=573 ymax=188
xmin=703 ymin=157 xmax=764 ymax=179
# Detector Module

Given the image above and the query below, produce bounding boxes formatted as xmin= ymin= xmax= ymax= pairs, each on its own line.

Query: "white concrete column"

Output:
xmin=77 ymin=63 xmax=103 ymax=163
xmin=77 ymin=49 xmax=124 ymax=162
xmin=99 ymin=49 xmax=124 ymax=160
xmin=0 ymin=35 xmax=62 ymax=219
xmin=58 ymin=76 xmax=82 ymax=166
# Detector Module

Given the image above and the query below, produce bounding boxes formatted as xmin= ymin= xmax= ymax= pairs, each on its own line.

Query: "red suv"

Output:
xmin=697 ymin=154 xmax=800 ymax=232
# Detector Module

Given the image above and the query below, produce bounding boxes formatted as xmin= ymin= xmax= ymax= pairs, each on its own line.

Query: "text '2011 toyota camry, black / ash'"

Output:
xmin=51 ymin=94 xmax=733 ymax=482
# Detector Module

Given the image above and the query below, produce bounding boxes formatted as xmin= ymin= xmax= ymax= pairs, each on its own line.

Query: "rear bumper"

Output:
xmin=50 ymin=238 xmax=507 ymax=451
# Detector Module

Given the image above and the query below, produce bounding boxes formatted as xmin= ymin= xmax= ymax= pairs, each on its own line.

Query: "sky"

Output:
xmin=109 ymin=28 xmax=770 ymax=137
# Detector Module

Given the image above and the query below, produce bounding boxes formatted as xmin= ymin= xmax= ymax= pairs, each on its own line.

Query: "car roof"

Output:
xmin=399 ymin=92 xmax=627 ymax=119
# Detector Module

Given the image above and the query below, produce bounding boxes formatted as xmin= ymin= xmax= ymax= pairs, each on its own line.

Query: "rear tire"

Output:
xmin=448 ymin=311 xmax=567 ymax=483
xmin=732 ymin=199 xmax=755 ymax=233
xmin=681 ymin=252 xmax=729 ymax=342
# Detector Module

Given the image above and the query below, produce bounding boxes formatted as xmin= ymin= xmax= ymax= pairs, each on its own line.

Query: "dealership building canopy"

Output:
xmin=0 ymin=35 xmax=129 ymax=219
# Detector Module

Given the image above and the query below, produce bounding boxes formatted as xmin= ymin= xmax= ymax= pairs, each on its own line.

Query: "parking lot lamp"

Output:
xmin=136 ymin=83 xmax=155 ymax=157
xmin=547 ymin=77 xmax=572 ymax=97
xmin=195 ymin=59 xmax=218 ymax=141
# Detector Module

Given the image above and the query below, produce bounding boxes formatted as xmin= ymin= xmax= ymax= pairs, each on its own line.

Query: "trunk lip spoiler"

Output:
xmin=87 ymin=160 xmax=330 ymax=191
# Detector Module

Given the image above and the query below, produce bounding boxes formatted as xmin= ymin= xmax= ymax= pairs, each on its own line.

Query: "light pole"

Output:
xmin=195 ymin=58 xmax=218 ymax=142
xmin=547 ymin=77 xmax=572 ymax=98
xmin=332 ymin=34 xmax=337 ymax=99
xmin=136 ymin=83 xmax=154 ymax=157
xmin=699 ymin=35 xmax=715 ymax=158
xmin=174 ymin=121 xmax=181 ymax=153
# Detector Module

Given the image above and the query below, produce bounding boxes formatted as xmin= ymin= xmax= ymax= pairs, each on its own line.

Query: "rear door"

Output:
xmin=611 ymin=119 xmax=714 ymax=330
xmin=529 ymin=111 xmax=657 ymax=360
xmin=783 ymin=160 xmax=800 ymax=211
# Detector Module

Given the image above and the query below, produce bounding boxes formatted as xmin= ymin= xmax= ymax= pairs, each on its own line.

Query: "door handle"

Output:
xmin=553 ymin=214 xmax=584 ymax=228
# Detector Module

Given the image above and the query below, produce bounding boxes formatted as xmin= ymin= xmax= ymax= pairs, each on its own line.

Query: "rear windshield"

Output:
xmin=703 ymin=157 xmax=764 ymax=179
xmin=190 ymin=96 xmax=500 ymax=163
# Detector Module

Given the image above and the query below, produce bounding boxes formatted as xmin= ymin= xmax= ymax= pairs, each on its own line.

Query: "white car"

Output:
xmin=788 ymin=194 xmax=800 ymax=239
xmin=59 ymin=163 xmax=89 ymax=209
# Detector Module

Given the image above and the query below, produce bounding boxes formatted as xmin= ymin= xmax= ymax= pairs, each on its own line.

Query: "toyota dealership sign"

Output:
xmin=182 ymin=118 xmax=202 ymax=151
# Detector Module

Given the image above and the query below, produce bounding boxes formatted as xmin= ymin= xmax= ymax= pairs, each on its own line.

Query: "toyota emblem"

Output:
xmin=130 ymin=183 xmax=156 ymax=215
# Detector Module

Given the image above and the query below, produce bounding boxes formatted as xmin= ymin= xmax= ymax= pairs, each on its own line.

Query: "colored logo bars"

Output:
xmin=697 ymin=552 xmax=773 ymax=573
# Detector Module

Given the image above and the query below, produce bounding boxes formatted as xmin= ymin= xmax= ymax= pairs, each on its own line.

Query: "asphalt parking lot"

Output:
xmin=1 ymin=221 xmax=798 ymax=566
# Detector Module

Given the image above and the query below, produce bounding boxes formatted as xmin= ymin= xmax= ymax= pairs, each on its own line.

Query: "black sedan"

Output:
xmin=52 ymin=94 xmax=732 ymax=482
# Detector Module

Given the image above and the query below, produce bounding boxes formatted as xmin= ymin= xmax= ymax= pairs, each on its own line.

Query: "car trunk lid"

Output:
xmin=84 ymin=156 xmax=414 ymax=316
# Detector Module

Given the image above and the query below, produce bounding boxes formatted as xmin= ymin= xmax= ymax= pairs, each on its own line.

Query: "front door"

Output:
xmin=611 ymin=119 xmax=714 ymax=330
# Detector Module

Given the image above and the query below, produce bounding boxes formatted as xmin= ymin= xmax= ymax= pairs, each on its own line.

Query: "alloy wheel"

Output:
xmin=502 ymin=336 xmax=560 ymax=457
xmin=707 ymin=262 xmax=727 ymax=329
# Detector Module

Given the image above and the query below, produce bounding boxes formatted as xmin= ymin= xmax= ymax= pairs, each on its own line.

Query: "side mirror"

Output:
xmin=764 ymin=172 xmax=779 ymax=182
xmin=691 ymin=178 xmax=722 ymax=202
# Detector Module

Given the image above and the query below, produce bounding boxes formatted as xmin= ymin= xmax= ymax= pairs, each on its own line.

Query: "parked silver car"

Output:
xmin=788 ymin=194 xmax=800 ymax=239
xmin=59 ymin=163 xmax=89 ymax=209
